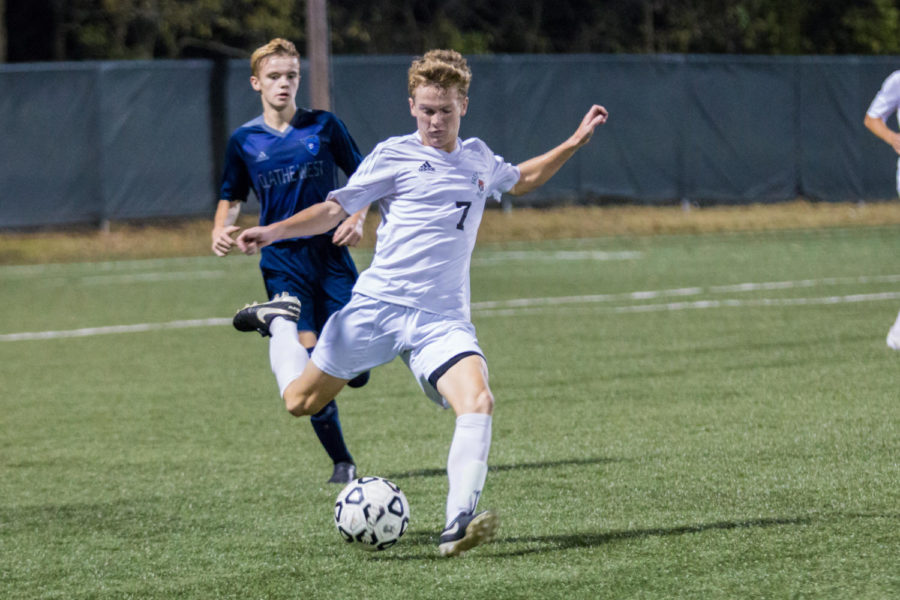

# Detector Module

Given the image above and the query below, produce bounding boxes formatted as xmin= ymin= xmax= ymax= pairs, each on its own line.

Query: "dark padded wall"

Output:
xmin=2 ymin=55 xmax=899 ymax=228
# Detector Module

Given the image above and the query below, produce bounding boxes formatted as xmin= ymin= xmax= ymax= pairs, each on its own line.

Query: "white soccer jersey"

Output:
xmin=867 ymin=70 xmax=900 ymax=193
xmin=867 ymin=70 xmax=900 ymax=122
xmin=328 ymin=132 xmax=520 ymax=320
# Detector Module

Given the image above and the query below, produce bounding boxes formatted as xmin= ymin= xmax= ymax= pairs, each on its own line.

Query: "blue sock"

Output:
xmin=305 ymin=347 xmax=354 ymax=465
xmin=310 ymin=400 xmax=354 ymax=465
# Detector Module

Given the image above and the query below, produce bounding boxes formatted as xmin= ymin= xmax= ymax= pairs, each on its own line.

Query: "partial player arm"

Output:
xmin=327 ymin=114 xmax=369 ymax=246
xmin=331 ymin=205 xmax=370 ymax=247
xmin=211 ymin=199 xmax=242 ymax=257
xmin=509 ymin=104 xmax=608 ymax=196
xmin=864 ymin=114 xmax=900 ymax=155
xmin=236 ymin=199 xmax=349 ymax=255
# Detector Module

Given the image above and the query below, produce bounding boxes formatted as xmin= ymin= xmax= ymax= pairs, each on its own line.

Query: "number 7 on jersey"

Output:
xmin=455 ymin=201 xmax=472 ymax=230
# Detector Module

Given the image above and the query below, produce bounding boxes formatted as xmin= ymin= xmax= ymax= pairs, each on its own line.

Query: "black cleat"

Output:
xmin=327 ymin=461 xmax=357 ymax=484
xmin=438 ymin=510 xmax=499 ymax=557
xmin=232 ymin=292 xmax=301 ymax=337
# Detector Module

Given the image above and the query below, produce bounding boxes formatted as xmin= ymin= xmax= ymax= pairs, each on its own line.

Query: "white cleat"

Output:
xmin=438 ymin=510 xmax=499 ymax=557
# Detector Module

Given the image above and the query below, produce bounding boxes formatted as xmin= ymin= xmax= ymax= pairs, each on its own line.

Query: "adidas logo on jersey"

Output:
xmin=255 ymin=151 xmax=270 ymax=162
xmin=418 ymin=161 xmax=435 ymax=173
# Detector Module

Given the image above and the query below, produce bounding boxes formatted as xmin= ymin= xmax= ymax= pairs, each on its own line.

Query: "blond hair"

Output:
xmin=407 ymin=49 xmax=471 ymax=97
xmin=250 ymin=38 xmax=300 ymax=77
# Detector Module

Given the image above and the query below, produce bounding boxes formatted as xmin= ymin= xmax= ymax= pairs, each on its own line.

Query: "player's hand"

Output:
xmin=570 ymin=104 xmax=609 ymax=148
xmin=332 ymin=214 xmax=365 ymax=247
xmin=236 ymin=226 xmax=273 ymax=255
xmin=891 ymin=132 xmax=900 ymax=155
xmin=211 ymin=225 xmax=240 ymax=257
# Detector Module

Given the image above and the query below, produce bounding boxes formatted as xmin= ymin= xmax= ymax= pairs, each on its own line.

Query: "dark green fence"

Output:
xmin=1 ymin=54 xmax=898 ymax=228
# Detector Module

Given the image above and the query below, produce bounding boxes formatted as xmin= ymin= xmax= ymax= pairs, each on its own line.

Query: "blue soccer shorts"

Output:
xmin=259 ymin=236 xmax=359 ymax=335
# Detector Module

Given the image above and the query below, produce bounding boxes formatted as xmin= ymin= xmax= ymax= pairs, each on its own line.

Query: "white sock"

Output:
xmin=445 ymin=413 xmax=492 ymax=526
xmin=268 ymin=317 xmax=308 ymax=397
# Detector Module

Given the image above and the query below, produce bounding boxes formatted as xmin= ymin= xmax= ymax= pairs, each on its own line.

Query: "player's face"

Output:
xmin=409 ymin=85 xmax=468 ymax=153
xmin=251 ymin=55 xmax=300 ymax=112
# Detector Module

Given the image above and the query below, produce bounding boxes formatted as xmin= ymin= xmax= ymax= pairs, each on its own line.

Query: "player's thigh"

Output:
xmin=434 ymin=354 xmax=493 ymax=416
xmin=406 ymin=317 xmax=490 ymax=413
xmin=284 ymin=360 xmax=349 ymax=415
xmin=261 ymin=242 xmax=326 ymax=335
xmin=317 ymin=245 xmax=359 ymax=326
xmin=312 ymin=294 xmax=404 ymax=380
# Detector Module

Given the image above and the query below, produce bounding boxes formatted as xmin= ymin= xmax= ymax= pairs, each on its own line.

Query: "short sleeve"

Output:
xmin=328 ymin=145 xmax=397 ymax=214
xmin=327 ymin=114 xmax=364 ymax=177
xmin=219 ymin=134 xmax=250 ymax=201
xmin=867 ymin=71 xmax=900 ymax=120
xmin=486 ymin=152 xmax=521 ymax=201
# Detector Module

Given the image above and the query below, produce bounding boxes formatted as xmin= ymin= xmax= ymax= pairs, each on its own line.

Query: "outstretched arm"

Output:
xmin=864 ymin=114 xmax=900 ymax=155
xmin=510 ymin=104 xmax=608 ymax=196
xmin=236 ymin=199 xmax=349 ymax=255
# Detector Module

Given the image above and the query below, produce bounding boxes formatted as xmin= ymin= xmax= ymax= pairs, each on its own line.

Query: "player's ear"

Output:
xmin=250 ymin=76 xmax=262 ymax=93
xmin=408 ymin=97 xmax=416 ymax=117
xmin=460 ymin=96 xmax=469 ymax=117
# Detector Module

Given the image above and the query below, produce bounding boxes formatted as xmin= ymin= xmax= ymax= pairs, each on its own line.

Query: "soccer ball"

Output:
xmin=334 ymin=476 xmax=410 ymax=551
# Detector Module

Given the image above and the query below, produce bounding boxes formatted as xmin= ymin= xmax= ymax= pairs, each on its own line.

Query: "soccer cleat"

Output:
xmin=232 ymin=292 xmax=301 ymax=337
xmin=327 ymin=461 xmax=357 ymax=484
xmin=438 ymin=510 xmax=499 ymax=557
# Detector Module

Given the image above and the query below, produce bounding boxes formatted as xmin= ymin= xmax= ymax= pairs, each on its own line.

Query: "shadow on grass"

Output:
xmin=372 ymin=514 xmax=818 ymax=561
xmin=382 ymin=456 xmax=620 ymax=481
xmin=489 ymin=515 xmax=815 ymax=558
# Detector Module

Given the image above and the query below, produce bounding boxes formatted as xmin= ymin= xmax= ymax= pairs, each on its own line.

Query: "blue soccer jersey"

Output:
xmin=219 ymin=109 xmax=364 ymax=334
xmin=219 ymin=109 xmax=363 ymax=232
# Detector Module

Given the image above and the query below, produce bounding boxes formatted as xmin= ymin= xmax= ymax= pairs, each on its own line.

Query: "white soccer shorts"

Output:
xmin=311 ymin=293 xmax=485 ymax=408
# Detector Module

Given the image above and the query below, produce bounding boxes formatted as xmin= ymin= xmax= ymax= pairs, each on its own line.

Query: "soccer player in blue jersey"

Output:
xmin=211 ymin=38 xmax=369 ymax=483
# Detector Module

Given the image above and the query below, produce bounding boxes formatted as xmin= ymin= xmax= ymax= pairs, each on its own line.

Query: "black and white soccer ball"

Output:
xmin=334 ymin=476 xmax=410 ymax=551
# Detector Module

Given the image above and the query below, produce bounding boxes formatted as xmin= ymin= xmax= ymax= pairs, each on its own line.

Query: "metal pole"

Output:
xmin=306 ymin=0 xmax=331 ymax=111
xmin=0 ymin=0 xmax=6 ymax=62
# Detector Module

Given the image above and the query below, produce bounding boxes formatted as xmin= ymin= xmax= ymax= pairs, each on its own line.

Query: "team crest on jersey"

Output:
xmin=471 ymin=172 xmax=485 ymax=193
xmin=303 ymin=135 xmax=320 ymax=156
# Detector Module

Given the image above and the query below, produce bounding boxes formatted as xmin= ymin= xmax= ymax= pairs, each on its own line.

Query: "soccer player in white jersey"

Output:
xmin=233 ymin=49 xmax=608 ymax=556
xmin=864 ymin=70 xmax=900 ymax=350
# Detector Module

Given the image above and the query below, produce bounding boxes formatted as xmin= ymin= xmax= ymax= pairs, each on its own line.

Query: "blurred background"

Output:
xmin=8 ymin=1 xmax=900 ymax=61
xmin=3 ymin=1 xmax=900 ymax=229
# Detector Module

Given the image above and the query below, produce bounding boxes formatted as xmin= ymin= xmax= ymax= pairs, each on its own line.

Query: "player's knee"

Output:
xmin=470 ymin=388 xmax=494 ymax=415
xmin=284 ymin=390 xmax=315 ymax=417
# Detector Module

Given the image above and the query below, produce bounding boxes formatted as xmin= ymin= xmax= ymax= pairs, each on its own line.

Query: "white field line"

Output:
xmin=2 ymin=274 xmax=899 ymax=342
xmin=1 ymin=250 xmax=637 ymax=282
xmin=0 ymin=250 xmax=635 ymax=285
xmin=473 ymin=291 xmax=900 ymax=318
xmin=0 ymin=318 xmax=231 ymax=342
xmin=469 ymin=274 xmax=900 ymax=310
xmin=78 ymin=270 xmax=225 ymax=285
xmin=472 ymin=250 xmax=642 ymax=264
xmin=0 ymin=256 xmax=227 ymax=277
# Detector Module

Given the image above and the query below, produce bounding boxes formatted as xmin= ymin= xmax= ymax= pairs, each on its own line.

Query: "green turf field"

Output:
xmin=2 ymin=227 xmax=899 ymax=599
